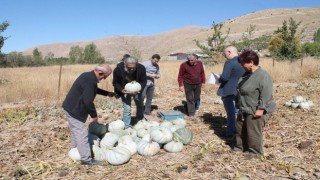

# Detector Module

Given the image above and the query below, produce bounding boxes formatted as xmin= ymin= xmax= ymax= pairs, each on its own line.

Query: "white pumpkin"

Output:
xmin=68 ymin=148 xmax=81 ymax=161
xmin=299 ymin=102 xmax=310 ymax=109
xmin=137 ymin=134 xmax=160 ymax=156
xmin=118 ymin=135 xmax=134 ymax=143
xmin=293 ymin=96 xmax=304 ymax=103
xmin=92 ymin=144 xmax=107 ymax=161
xmin=108 ymin=119 xmax=125 ymax=132
xmin=136 ymin=127 xmax=151 ymax=138
xmin=88 ymin=122 xmax=108 ymax=137
xmin=106 ymin=146 xmax=131 ymax=165
xmin=110 ymin=129 xmax=128 ymax=137
xmin=164 ymin=141 xmax=184 ymax=153
xmin=160 ymin=121 xmax=173 ymax=128
xmin=100 ymin=133 xmax=120 ymax=149
xmin=150 ymin=127 xmax=173 ymax=144
xmin=132 ymin=136 xmax=142 ymax=143
xmin=124 ymin=127 xmax=137 ymax=137
xmin=118 ymin=140 xmax=138 ymax=155
xmin=307 ymin=100 xmax=314 ymax=107
xmin=291 ymin=103 xmax=300 ymax=108
xmin=124 ymin=81 xmax=141 ymax=92
xmin=133 ymin=119 xmax=150 ymax=130
xmin=169 ymin=124 xmax=185 ymax=133
xmin=147 ymin=121 xmax=160 ymax=128
xmin=172 ymin=118 xmax=187 ymax=127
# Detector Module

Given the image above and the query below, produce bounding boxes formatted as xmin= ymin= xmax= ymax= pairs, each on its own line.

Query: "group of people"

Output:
xmin=63 ymin=46 xmax=276 ymax=165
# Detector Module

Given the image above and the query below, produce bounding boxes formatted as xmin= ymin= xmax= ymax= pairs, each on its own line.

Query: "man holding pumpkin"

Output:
xmin=63 ymin=64 xmax=116 ymax=165
xmin=113 ymin=56 xmax=147 ymax=128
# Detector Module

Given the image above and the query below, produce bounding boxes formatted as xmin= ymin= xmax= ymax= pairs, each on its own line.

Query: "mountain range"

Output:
xmin=23 ymin=7 xmax=320 ymax=60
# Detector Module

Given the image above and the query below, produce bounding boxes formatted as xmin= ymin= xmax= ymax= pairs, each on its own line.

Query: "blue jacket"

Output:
xmin=217 ymin=56 xmax=245 ymax=97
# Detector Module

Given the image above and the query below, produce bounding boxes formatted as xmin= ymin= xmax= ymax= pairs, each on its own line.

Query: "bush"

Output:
xmin=303 ymin=42 xmax=320 ymax=57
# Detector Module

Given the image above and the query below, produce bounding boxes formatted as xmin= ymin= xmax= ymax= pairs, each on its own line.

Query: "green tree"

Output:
xmin=195 ymin=23 xmax=230 ymax=62
xmin=32 ymin=48 xmax=45 ymax=66
xmin=314 ymin=28 xmax=320 ymax=43
xmin=241 ymin=24 xmax=256 ymax=50
xmin=83 ymin=43 xmax=104 ymax=64
xmin=0 ymin=21 xmax=10 ymax=54
xmin=268 ymin=17 xmax=303 ymax=60
xmin=69 ymin=46 xmax=84 ymax=64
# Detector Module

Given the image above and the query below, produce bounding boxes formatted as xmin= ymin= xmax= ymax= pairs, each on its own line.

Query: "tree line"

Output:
xmin=195 ymin=17 xmax=320 ymax=62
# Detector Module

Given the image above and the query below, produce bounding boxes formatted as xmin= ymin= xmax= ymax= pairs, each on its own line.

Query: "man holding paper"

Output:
xmin=217 ymin=46 xmax=245 ymax=143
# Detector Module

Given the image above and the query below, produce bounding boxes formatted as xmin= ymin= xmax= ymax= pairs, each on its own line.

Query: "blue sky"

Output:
xmin=1 ymin=0 xmax=319 ymax=53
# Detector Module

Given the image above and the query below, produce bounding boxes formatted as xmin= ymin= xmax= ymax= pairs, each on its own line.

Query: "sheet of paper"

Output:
xmin=207 ymin=72 xmax=220 ymax=85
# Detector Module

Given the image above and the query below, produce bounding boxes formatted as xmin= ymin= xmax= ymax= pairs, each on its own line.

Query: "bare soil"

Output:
xmin=0 ymin=77 xmax=319 ymax=179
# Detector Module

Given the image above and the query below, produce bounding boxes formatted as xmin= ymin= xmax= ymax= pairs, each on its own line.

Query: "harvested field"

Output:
xmin=0 ymin=59 xmax=319 ymax=179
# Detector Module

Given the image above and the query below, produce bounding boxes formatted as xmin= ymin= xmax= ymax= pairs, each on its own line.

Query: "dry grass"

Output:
xmin=0 ymin=57 xmax=319 ymax=105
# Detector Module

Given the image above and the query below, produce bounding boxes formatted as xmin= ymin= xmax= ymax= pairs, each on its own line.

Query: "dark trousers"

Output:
xmin=142 ymin=83 xmax=155 ymax=114
xmin=235 ymin=113 xmax=269 ymax=155
xmin=183 ymin=82 xmax=201 ymax=116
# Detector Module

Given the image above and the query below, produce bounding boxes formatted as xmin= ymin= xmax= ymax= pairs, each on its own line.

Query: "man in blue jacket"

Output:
xmin=63 ymin=64 xmax=115 ymax=165
xmin=217 ymin=46 xmax=245 ymax=142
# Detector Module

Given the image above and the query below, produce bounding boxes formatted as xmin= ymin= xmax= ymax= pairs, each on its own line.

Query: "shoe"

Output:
xmin=144 ymin=112 xmax=151 ymax=115
xmin=80 ymin=160 xmax=102 ymax=166
xmin=231 ymin=147 xmax=243 ymax=153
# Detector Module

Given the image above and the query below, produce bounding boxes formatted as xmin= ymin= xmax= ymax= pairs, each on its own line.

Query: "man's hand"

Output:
xmin=179 ymin=86 xmax=184 ymax=92
xmin=254 ymin=109 xmax=264 ymax=118
xmin=90 ymin=117 xmax=98 ymax=123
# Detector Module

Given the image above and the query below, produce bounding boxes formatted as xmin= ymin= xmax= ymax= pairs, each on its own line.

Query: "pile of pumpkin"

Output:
xmin=285 ymin=96 xmax=314 ymax=109
xmin=68 ymin=119 xmax=193 ymax=165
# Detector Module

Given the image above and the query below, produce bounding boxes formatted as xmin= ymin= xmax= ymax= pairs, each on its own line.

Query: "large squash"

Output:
xmin=173 ymin=128 xmax=193 ymax=145
xmin=125 ymin=81 xmax=141 ymax=92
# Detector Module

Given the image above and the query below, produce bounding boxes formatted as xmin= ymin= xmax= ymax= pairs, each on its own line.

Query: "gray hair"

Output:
xmin=124 ymin=56 xmax=138 ymax=65
xmin=95 ymin=64 xmax=112 ymax=73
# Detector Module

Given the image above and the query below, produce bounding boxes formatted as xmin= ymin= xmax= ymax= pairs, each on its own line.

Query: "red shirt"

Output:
xmin=178 ymin=61 xmax=206 ymax=86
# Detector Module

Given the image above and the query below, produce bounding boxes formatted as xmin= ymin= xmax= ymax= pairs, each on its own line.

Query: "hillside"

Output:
xmin=23 ymin=7 xmax=320 ymax=59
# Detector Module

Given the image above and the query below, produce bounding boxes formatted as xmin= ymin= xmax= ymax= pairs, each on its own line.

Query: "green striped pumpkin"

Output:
xmin=173 ymin=128 xmax=193 ymax=145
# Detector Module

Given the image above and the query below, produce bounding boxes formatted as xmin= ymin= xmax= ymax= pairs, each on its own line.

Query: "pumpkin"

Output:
xmin=136 ymin=127 xmax=151 ymax=138
xmin=92 ymin=144 xmax=107 ymax=161
xmin=284 ymin=101 xmax=292 ymax=107
xmin=172 ymin=118 xmax=187 ymax=127
xmin=124 ymin=81 xmax=141 ymax=92
xmin=137 ymin=134 xmax=160 ymax=156
xmin=293 ymin=96 xmax=304 ymax=103
xmin=147 ymin=121 xmax=160 ymax=128
xmin=173 ymin=128 xmax=193 ymax=145
xmin=160 ymin=121 xmax=173 ymax=128
xmin=291 ymin=103 xmax=300 ymax=108
xmin=100 ymin=133 xmax=120 ymax=149
xmin=133 ymin=119 xmax=150 ymax=130
xmin=299 ymin=102 xmax=310 ymax=109
xmin=88 ymin=122 xmax=108 ymax=137
xmin=164 ymin=140 xmax=184 ymax=153
xmin=68 ymin=148 xmax=81 ymax=161
xmin=106 ymin=146 xmax=131 ymax=165
xmin=307 ymin=100 xmax=314 ymax=107
xmin=108 ymin=119 xmax=125 ymax=132
xmin=118 ymin=135 xmax=134 ymax=143
xmin=169 ymin=124 xmax=185 ymax=133
xmin=109 ymin=129 xmax=128 ymax=137
xmin=150 ymin=127 xmax=173 ymax=144
xmin=118 ymin=140 xmax=138 ymax=155
xmin=124 ymin=127 xmax=137 ymax=137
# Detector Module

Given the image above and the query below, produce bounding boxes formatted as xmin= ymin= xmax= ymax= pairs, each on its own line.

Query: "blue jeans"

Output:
xmin=142 ymin=83 xmax=155 ymax=114
xmin=121 ymin=94 xmax=144 ymax=128
xmin=222 ymin=95 xmax=237 ymax=137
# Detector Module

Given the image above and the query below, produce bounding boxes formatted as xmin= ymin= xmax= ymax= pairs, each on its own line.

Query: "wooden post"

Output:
xmin=300 ymin=57 xmax=303 ymax=74
xmin=57 ymin=60 xmax=63 ymax=102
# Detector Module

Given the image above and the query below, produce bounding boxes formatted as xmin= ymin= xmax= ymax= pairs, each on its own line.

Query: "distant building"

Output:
xmin=167 ymin=52 xmax=189 ymax=60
